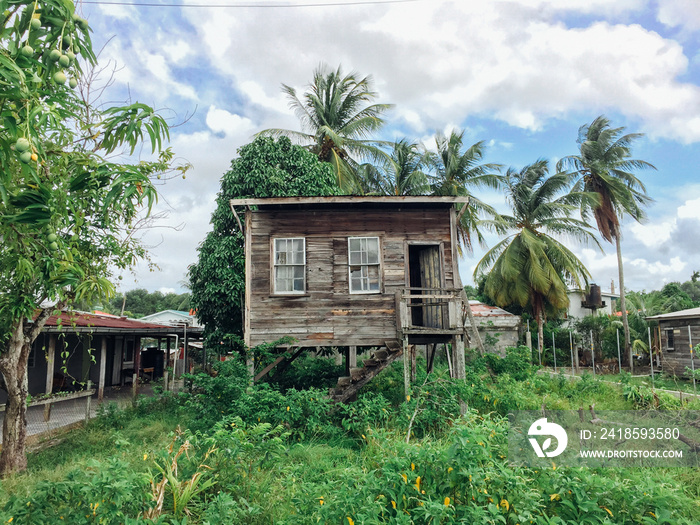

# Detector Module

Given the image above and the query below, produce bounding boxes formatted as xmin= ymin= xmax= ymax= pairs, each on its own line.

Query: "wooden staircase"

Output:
xmin=328 ymin=340 xmax=403 ymax=403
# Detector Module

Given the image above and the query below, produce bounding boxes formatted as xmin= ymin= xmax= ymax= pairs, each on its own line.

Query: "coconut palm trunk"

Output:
xmin=616 ymin=233 xmax=633 ymax=373
xmin=537 ymin=310 xmax=545 ymax=364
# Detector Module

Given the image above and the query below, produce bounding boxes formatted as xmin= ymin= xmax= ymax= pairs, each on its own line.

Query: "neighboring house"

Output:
xmin=140 ymin=309 xmax=202 ymax=328
xmin=230 ymin=196 xmax=474 ymax=401
xmin=646 ymin=307 xmax=700 ymax=376
xmin=566 ymin=284 xmax=620 ymax=320
xmin=468 ymin=301 xmax=521 ymax=356
xmin=4 ymin=311 xmax=201 ymax=405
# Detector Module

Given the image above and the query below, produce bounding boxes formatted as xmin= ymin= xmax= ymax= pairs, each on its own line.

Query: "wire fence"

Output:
xmin=0 ymin=382 xmax=156 ymax=444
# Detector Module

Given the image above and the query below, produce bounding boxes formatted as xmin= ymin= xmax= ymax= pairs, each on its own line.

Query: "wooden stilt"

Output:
xmin=410 ymin=344 xmax=417 ymax=382
xmin=403 ymin=338 xmax=410 ymax=398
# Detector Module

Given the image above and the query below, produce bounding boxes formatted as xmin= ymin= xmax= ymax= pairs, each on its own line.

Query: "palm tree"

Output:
xmin=259 ymin=64 xmax=393 ymax=192
xmin=557 ymin=116 xmax=655 ymax=369
xmin=360 ymin=139 xmax=430 ymax=196
xmin=474 ymin=160 xmax=600 ymax=358
xmin=426 ymin=130 xmax=502 ymax=251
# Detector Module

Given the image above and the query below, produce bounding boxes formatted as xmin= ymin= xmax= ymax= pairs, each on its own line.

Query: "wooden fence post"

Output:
xmin=85 ymin=380 xmax=92 ymax=423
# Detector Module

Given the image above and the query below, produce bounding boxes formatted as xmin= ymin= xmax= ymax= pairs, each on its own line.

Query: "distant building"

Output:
xmin=467 ymin=301 xmax=521 ymax=356
xmin=566 ymin=283 xmax=620 ymax=320
xmin=646 ymin=307 xmax=700 ymax=376
xmin=139 ymin=309 xmax=202 ymax=328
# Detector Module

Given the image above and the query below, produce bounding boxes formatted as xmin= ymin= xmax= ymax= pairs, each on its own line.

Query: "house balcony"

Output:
xmin=396 ymin=288 xmax=466 ymax=343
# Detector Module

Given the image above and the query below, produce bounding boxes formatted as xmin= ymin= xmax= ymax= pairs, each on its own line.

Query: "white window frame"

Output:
xmin=665 ymin=329 xmax=675 ymax=352
xmin=348 ymin=236 xmax=381 ymax=294
xmin=272 ymin=237 xmax=306 ymax=294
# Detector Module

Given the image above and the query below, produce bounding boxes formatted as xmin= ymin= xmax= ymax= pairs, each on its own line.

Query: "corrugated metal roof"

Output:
xmin=646 ymin=306 xmax=700 ymax=321
xmin=35 ymin=311 xmax=201 ymax=335
xmin=231 ymin=195 xmax=470 ymax=207
xmin=468 ymin=301 xmax=518 ymax=317
xmin=44 ymin=311 xmax=169 ymax=329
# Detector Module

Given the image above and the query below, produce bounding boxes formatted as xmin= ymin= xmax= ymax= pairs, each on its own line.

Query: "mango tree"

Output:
xmin=0 ymin=0 xmax=180 ymax=475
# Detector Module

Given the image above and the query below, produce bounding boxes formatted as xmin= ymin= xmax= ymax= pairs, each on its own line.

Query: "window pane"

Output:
xmin=292 ymin=239 xmax=304 ymax=264
xmin=367 ymin=238 xmax=379 ymax=264
xmin=368 ymin=265 xmax=380 ymax=291
xmin=275 ymin=239 xmax=287 ymax=264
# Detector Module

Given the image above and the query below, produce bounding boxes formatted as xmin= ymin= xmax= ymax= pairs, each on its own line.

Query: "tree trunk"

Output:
xmin=461 ymin=288 xmax=485 ymax=356
xmin=0 ymin=303 xmax=64 ymax=477
xmin=0 ymin=320 xmax=31 ymax=476
xmin=615 ymin=234 xmax=633 ymax=373
xmin=537 ymin=310 xmax=544 ymax=365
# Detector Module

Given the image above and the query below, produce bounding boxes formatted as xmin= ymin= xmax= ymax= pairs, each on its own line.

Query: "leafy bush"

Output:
xmin=484 ymin=345 xmax=535 ymax=380
xmin=271 ymin=354 xmax=344 ymax=392
xmin=0 ymin=458 xmax=155 ymax=524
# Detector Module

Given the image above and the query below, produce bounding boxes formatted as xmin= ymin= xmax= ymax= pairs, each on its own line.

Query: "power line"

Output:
xmin=81 ymin=0 xmax=421 ymax=7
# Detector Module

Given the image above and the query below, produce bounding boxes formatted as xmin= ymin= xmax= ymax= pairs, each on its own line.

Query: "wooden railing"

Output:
xmin=396 ymin=288 xmax=464 ymax=335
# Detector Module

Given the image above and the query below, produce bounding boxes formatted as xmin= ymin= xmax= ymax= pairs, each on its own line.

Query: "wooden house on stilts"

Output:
xmin=230 ymin=196 xmax=476 ymax=402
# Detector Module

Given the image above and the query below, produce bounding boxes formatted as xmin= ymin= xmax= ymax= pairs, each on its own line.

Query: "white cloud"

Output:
xmin=628 ymin=256 xmax=686 ymax=276
xmin=205 ymin=106 xmax=255 ymax=138
xmin=630 ymin=220 xmax=676 ymax=247
xmin=677 ymin=197 xmax=700 ymax=219
xmin=657 ymin=0 xmax=700 ymax=31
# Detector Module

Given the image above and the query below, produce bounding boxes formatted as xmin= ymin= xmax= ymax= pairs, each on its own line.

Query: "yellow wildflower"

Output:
xmin=603 ymin=507 xmax=613 ymax=517
xmin=286 ymin=406 xmax=290 ymax=411
xmin=392 ymin=500 xmax=397 ymax=509
xmin=362 ymin=434 xmax=366 ymax=440
xmin=411 ymin=463 xmax=415 ymax=471
xmin=347 ymin=518 xmax=354 ymax=525
xmin=319 ymin=497 xmax=324 ymax=506
xmin=401 ymin=473 xmax=408 ymax=483
xmin=444 ymin=497 xmax=450 ymax=506
xmin=143 ymin=453 xmax=148 ymax=461
xmin=415 ymin=476 xmax=421 ymax=492
xmin=649 ymin=512 xmax=657 ymax=518
xmin=550 ymin=494 xmax=560 ymax=501
xmin=8 ymin=518 xmax=13 ymax=523
xmin=448 ymin=467 xmax=453 ymax=473
xmin=406 ymin=395 xmax=411 ymax=401
xmin=500 ymin=499 xmax=509 ymax=511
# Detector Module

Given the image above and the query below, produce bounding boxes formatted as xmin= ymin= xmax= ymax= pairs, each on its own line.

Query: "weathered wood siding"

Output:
xmin=246 ymin=206 xmax=455 ymax=348
xmin=658 ymin=319 xmax=700 ymax=376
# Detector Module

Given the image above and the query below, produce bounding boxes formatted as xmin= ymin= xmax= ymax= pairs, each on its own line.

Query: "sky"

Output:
xmin=75 ymin=0 xmax=700 ymax=296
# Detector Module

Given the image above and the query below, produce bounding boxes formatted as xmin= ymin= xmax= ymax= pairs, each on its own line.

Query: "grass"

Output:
xmin=0 ymin=355 xmax=698 ymax=523
xmin=0 ymin=399 xmax=183 ymax=506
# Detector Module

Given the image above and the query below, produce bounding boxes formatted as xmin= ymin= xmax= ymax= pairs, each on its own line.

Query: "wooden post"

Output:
xmin=85 ymin=380 xmax=92 ymax=423
xmin=590 ymin=330 xmax=596 ymax=376
xmin=133 ymin=338 xmax=142 ymax=400
xmin=132 ymin=373 xmax=138 ymax=400
xmin=348 ymin=346 xmax=357 ymax=369
xmin=569 ymin=330 xmax=575 ymax=375
xmin=453 ymin=335 xmax=466 ymax=380
xmin=98 ymin=336 xmax=107 ymax=403
xmin=648 ymin=326 xmax=655 ymax=387
xmin=247 ymin=350 xmax=254 ymax=384
xmin=453 ymin=335 xmax=467 ymax=415
xmin=403 ymin=338 xmax=410 ymax=398
xmin=43 ymin=334 xmax=56 ymax=422
xmin=688 ymin=326 xmax=697 ymax=395
xmin=410 ymin=344 xmax=416 ymax=382
xmin=163 ymin=370 xmax=169 ymax=392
